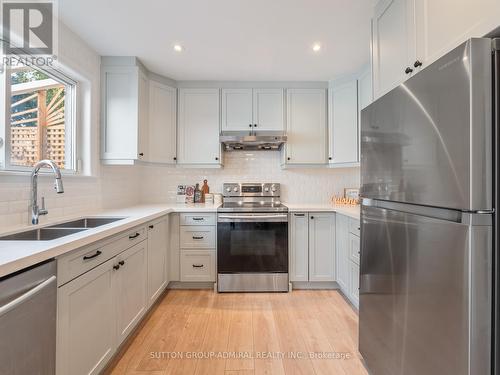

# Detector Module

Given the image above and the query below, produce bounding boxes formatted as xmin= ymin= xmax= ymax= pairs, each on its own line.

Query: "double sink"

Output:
xmin=0 ymin=217 xmax=125 ymax=241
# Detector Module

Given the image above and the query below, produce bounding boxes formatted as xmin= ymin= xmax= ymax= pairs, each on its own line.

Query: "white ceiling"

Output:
xmin=59 ymin=0 xmax=374 ymax=81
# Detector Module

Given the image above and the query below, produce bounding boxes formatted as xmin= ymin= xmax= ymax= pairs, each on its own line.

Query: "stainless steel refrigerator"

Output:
xmin=359 ymin=38 xmax=498 ymax=375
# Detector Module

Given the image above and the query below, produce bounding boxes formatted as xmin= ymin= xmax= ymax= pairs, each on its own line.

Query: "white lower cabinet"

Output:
xmin=57 ymin=218 xmax=170 ymax=375
xmin=147 ymin=218 xmax=169 ymax=306
xmin=180 ymin=250 xmax=216 ymax=282
xmin=309 ymin=213 xmax=336 ymax=281
xmin=289 ymin=213 xmax=309 ymax=282
xmin=289 ymin=212 xmax=335 ymax=282
xmin=179 ymin=213 xmax=217 ymax=283
xmin=335 ymin=213 xmax=360 ymax=308
xmin=335 ymin=214 xmax=350 ymax=291
xmin=349 ymin=262 xmax=360 ymax=307
xmin=114 ymin=241 xmax=148 ymax=343
xmin=57 ymin=258 xmax=116 ymax=375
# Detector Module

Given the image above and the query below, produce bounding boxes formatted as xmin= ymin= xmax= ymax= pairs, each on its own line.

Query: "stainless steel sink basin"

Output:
xmin=0 ymin=228 xmax=87 ymax=241
xmin=48 ymin=217 xmax=125 ymax=229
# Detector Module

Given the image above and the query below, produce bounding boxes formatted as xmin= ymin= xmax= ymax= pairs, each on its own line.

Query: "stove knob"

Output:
xmin=233 ymin=187 xmax=239 ymax=192
xmin=271 ymin=186 xmax=277 ymax=192
xmin=226 ymin=187 xmax=232 ymax=192
xmin=264 ymin=187 xmax=270 ymax=192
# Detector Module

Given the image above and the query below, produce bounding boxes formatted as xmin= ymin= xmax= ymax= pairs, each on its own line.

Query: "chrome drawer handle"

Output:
xmin=129 ymin=232 xmax=140 ymax=239
xmin=192 ymin=264 xmax=204 ymax=268
xmin=83 ymin=250 xmax=102 ymax=260
xmin=192 ymin=236 xmax=204 ymax=240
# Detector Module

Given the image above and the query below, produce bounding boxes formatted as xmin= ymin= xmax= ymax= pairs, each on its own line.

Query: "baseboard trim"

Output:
xmin=167 ymin=281 xmax=215 ymax=289
xmin=291 ymin=281 xmax=339 ymax=290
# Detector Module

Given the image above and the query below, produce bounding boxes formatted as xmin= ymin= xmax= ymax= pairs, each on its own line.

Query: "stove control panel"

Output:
xmin=222 ymin=183 xmax=280 ymax=197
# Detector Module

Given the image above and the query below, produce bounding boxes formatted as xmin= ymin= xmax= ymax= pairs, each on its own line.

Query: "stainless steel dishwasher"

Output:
xmin=0 ymin=260 xmax=57 ymax=375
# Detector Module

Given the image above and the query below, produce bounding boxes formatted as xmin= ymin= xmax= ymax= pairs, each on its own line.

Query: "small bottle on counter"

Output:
xmin=194 ymin=183 xmax=202 ymax=203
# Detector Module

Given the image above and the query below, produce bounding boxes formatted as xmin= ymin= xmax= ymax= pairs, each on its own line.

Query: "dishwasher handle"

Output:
xmin=0 ymin=275 xmax=56 ymax=318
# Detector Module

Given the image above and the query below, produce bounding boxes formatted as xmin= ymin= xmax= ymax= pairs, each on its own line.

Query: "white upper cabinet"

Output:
xmin=329 ymin=79 xmax=359 ymax=166
xmin=252 ymin=89 xmax=284 ymax=131
xmin=222 ymin=88 xmax=284 ymax=131
xmin=221 ymin=89 xmax=253 ymax=131
xmin=285 ymin=88 xmax=327 ymax=165
xmin=372 ymin=0 xmax=416 ymax=99
xmin=358 ymin=67 xmax=373 ymax=111
xmin=415 ymin=0 xmax=500 ymax=68
xmin=177 ymin=88 xmax=222 ymax=166
xmin=101 ymin=60 xmax=149 ymax=164
xmin=372 ymin=0 xmax=500 ymax=100
xmin=148 ymin=81 xmax=177 ymax=164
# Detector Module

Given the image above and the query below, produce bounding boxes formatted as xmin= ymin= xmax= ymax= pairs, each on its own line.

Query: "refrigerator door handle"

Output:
xmin=361 ymin=198 xmax=493 ymax=225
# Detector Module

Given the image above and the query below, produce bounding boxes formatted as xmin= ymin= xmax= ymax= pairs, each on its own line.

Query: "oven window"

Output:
xmin=230 ymin=229 xmax=275 ymax=256
xmin=217 ymin=221 xmax=288 ymax=273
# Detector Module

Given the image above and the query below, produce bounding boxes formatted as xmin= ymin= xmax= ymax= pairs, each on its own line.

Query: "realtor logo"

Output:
xmin=1 ymin=0 xmax=57 ymax=55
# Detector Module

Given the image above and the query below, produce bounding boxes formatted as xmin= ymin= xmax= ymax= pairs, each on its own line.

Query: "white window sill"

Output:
xmin=0 ymin=169 xmax=97 ymax=179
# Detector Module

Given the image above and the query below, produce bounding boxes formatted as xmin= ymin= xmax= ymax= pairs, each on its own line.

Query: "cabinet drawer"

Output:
xmin=349 ymin=233 xmax=360 ymax=266
xmin=180 ymin=226 xmax=215 ymax=248
xmin=180 ymin=213 xmax=216 ymax=226
xmin=57 ymin=226 xmax=146 ymax=286
xmin=349 ymin=218 xmax=360 ymax=236
xmin=180 ymin=250 xmax=215 ymax=282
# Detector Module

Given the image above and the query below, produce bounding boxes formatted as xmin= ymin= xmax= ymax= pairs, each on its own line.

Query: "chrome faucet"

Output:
xmin=30 ymin=159 xmax=64 ymax=225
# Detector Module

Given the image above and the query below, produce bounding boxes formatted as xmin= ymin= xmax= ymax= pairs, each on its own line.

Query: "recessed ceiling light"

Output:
xmin=173 ymin=44 xmax=183 ymax=52
xmin=312 ymin=43 xmax=321 ymax=52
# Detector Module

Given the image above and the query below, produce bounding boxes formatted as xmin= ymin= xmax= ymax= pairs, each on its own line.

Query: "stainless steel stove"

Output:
xmin=217 ymin=183 xmax=289 ymax=292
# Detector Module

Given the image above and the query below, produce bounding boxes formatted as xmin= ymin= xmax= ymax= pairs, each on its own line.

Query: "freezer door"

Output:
xmin=359 ymin=204 xmax=492 ymax=375
xmin=360 ymin=38 xmax=492 ymax=211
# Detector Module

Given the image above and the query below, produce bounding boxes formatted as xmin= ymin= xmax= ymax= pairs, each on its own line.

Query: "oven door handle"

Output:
xmin=218 ymin=214 xmax=288 ymax=222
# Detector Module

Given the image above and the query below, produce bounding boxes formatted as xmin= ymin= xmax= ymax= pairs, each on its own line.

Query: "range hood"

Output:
xmin=219 ymin=131 xmax=287 ymax=151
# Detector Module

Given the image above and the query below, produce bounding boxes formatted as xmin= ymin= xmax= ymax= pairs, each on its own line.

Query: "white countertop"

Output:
xmin=0 ymin=203 xmax=220 ymax=278
xmin=0 ymin=202 xmax=359 ymax=279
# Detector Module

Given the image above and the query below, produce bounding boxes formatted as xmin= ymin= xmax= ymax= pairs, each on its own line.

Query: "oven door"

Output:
xmin=217 ymin=213 xmax=288 ymax=273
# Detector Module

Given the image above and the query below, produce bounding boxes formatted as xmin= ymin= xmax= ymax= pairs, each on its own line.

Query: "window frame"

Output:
xmin=1 ymin=57 xmax=78 ymax=174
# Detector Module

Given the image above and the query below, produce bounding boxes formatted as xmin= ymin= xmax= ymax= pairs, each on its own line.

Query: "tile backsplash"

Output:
xmin=0 ymin=153 xmax=359 ymax=230
xmin=140 ymin=152 xmax=360 ymax=204
xmin=0 ymin=166 xmax=140 ymax=230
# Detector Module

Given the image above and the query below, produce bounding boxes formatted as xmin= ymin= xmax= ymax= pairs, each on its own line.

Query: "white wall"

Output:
xmin=140 ymin=152 xmax=360 ymax=204
xmin=0 ymin=22 xmax=141 ymax=230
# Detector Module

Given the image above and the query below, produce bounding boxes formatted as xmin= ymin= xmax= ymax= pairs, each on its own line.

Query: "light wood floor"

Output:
xmin=104 ymin=289 xmax=368 ymax=375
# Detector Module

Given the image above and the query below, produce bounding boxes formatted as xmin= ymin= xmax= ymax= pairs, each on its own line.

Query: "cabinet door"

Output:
xmin=372 ymin=0 xmax=416 ymax=98
xmin=57 ymin=259 xmax=115 ymax=375
xmin=285 ymin=89 xmax=327 ymax=165
xmin=329 ymin=80 xmax=359 ymax=165
xmin=101 ymin=66 xmax=139 ymax=161
xmin=147 ymin=219 xmax=168 ymax=306
xmin=137 ymin=69 xmax=149 ymax=161
xmin=253 ymin=88 xmax=284 ymax=131
xmin=221 ymin=88 xmax=253 ymax=131
xmin=335 ymin=214 xmax=350 ymax=292
xmin=349 ymin=261 xmax=359 ymax=308
xmin=358 ymin=68 xmax=373 ymax=111
xmin=178 ymin=88 xmax=221 ymax=165
xmin=114 ymin=241 xmax=148 ymax=345
xmin=289 ymin=212 xmax=309 ymax=282
xmin=308 ymin=213 xmax=335 ymax=282
xmin=148 ymin=81 xmax=176 ymax=164
xmin=415 ymin=0 xmax=500 ymax=68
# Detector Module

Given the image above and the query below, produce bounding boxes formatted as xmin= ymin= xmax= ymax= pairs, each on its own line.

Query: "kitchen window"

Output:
xmin=0 ymin=60 xmax=77 ymax=172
